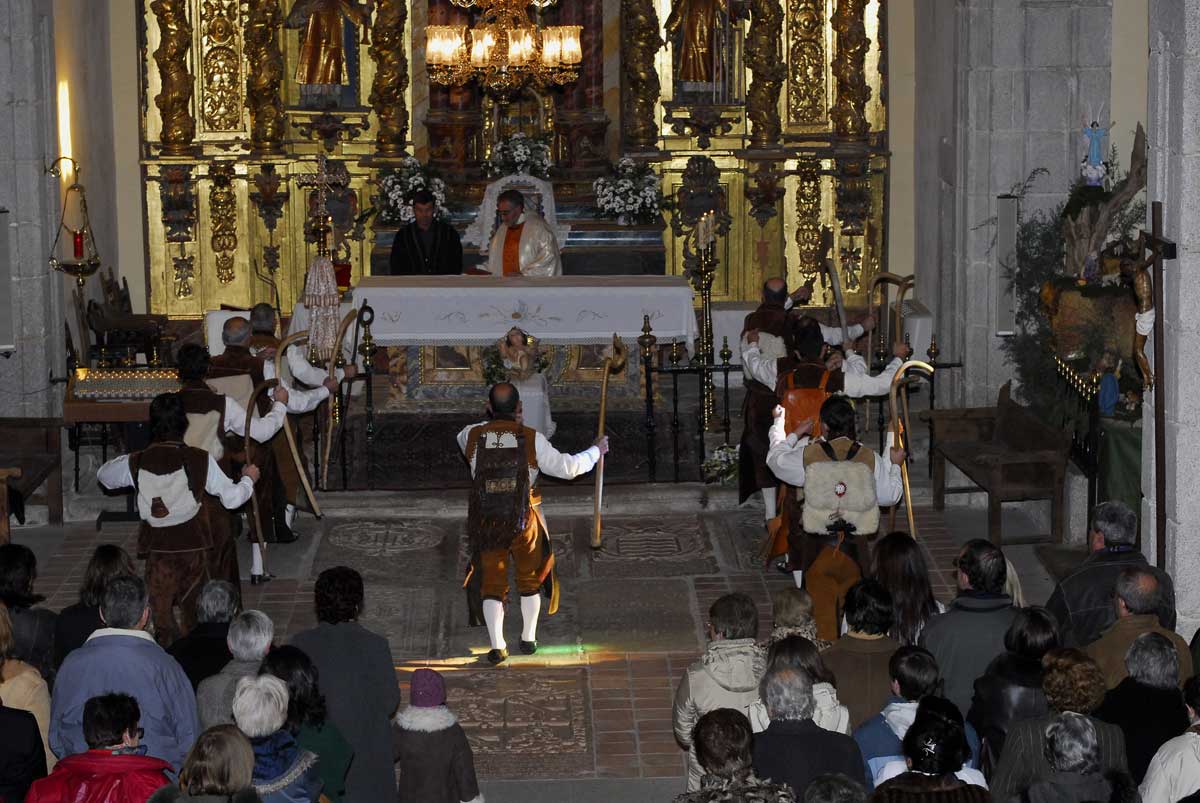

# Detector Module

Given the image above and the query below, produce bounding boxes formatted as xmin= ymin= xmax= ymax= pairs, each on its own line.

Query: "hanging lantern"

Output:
xmin=47 ymin=157 xmax=101 ymax=289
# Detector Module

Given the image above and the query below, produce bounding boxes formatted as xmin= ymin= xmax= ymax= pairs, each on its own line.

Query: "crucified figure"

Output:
xmin=1122 ymin=233 xmax=1158 ymax=389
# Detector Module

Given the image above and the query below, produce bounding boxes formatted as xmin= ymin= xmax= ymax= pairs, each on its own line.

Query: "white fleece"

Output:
xmin=394 ymin=704 xmax=457 ymax=732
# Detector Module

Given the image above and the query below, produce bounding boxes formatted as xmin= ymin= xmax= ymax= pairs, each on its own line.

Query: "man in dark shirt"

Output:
xmin=386 ymin=188 xmax=463 ymax=275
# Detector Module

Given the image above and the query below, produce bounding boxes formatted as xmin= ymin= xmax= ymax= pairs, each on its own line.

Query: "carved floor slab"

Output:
xmin=313 ymin=517 xmax=459 ymax=582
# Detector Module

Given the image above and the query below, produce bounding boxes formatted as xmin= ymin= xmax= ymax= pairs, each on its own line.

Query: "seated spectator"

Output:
xmin=148 ymin=724 xmax=262 ymax=803
xmin=871 ymin=532 xmax=944 ymax=647
xmin=290 ymin=567 xmax=400 ymax=803
xmin=750 ymin=635 xmax=849 ymax=733
xmin=854 ymin=647 xmax=982 ymax=789
xmin=198 ymin=610 xmax=274 ymax=730
xmin=1094 ymin=631 xmax=1189 ymax=783
xmin=673 ymin=592 xmax=766 ymax=790
xmin=0 ymin=602 xmax=53 ymax=769
xmin=872 ymin=697 xmax=987 ymax=789
xmin=0 ymin=543 xmax=57 ymax=685
xmin=260 ymin=646 xmax=353 ymax=803
xmin=989 ymin=648 xmax=1129 ymax=800
xmin=869 ymin=697 xmax=991 ymax=802
xmin=0 ymin=691 xmax=46 ymax=802
xmin=26 ymin=692 xmax=171 ymax=803
xmin=1020 ymin=712 xmax=1137 ymax=803
xmin=1141 ymin=675 xmax=1200 ymax=802
xmin=1046 ymin=501 xmax=1176 ymax=647
xmin=51 ymin=575 xmax=199 ymax=771
xmin=967 ymin=606 xmax=1057 ymax=774
xmin=169 ymin=580 xmax=238 ymax=691
xmin=233 ymin=675 xmax=322 ymax=803
xmin=392 ymin=668 xmax=481 ymax=803
xmin=674 ymin=708 xmax=796 ymax=802
xmin=765 ymin=588 xmax=830 ymax=651
xmin=1086 ymin=565 xmax=1192 ymax=688
xmin=752 ymin=665 xmax=865 ymax=797
xmin=919 ymin=539 xmax=1017 ymax=717
xmin=804 ymin=774 xmax=867 ymax=803
xmin=821 ymin=580 xmax=901 ymax=730
xmin=54 ymin=544 xmax=136 ymax=668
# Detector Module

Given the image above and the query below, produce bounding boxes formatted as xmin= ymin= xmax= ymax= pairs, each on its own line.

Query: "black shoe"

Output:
xmin=267 ymin=526 xmax=298 ymax=545
xmin=520 ymin=640 xmax=537 ymax=655
xmin=250 ymin=573 xmax=274 ymax=586
xmin=487 ymin=648 xmax=508 ymax=665
xmin=775 ymin=559 xmax=795 ymax=574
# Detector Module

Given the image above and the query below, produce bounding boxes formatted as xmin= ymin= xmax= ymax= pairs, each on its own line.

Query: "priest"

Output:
xmin=386 ymin=189 xmax=463 ymax=275
xmin=485 ymin=189 xmax=562 ymax=277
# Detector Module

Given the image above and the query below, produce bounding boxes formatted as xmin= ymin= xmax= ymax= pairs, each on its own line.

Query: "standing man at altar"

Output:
xmin=386 ymin=189 xmax=464 ymax=275
xmin=486 ymin=189 xmax=562 ymax=277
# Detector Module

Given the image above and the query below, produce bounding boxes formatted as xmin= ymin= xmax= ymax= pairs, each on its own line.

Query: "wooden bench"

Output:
xmin=926 ymin=383 xmax=1070 ymax=545
xmin=0 ymin=418 xmax=64 ymax=543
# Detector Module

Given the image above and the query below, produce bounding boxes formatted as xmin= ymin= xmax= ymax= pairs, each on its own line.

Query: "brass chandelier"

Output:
xmin=426 ymin=0 xmax=582 ymax=97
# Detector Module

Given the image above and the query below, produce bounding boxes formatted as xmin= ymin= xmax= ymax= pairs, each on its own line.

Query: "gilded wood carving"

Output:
xmin=368 ymin=0 xmax=410 ymax=156
xmin=745 ymin=0 xmax=785 ymax=146
xmin=244 ymin=0 xmax=286 ymax=150
xmin=208 ymin=163 xmax=238 ymax=284
xmin=621 ymin=0 xmax=663 ymax=151
xmin=787 ymin=0 xmax=825 ymax=126
xmin=794 ymin=156 xmax=821 ymax=276
xmin=200 ymin=0 xmax=243 ymax=131
xmin=151 ymin=0 xmax=197 ymax=154
xmin=831 ymin=0 xmax=869 ymax=138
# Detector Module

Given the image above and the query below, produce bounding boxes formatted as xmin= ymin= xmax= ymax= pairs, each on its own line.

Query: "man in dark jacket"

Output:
xmin=386 ymin=189 xmax=462 ymax=275
xmin=1046 ymin=501 xmax=1176 ymax=646
xmin=0 ymin=700 xmax=46 ymax=802
xmin=753 ymin=665 xmax=865 ymax=797
xmin=167 ymin=579 xmax=237 ymax=691
xmin=919 ymin=539 xmax=1017 ymax=716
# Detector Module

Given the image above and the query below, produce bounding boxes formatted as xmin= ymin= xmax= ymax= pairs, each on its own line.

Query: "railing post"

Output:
xmin=638 ymin=315 xmax=658 ymax=483
xmin=670 ymin=341 xmax=682 ymax=483
xmin=720 ymin=336 xmax=732 ymax=445
xmin=359 ymin=303 xmax=377 ymax=491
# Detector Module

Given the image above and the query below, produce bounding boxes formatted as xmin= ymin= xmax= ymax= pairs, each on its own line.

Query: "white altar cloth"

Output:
xmin=351 ymin=276 xmax=697 ymax=352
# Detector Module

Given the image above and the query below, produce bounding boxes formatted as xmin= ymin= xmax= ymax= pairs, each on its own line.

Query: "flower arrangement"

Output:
xmin=484 ymin=133 xmax=552 ymax=179
xmin=593 ymin=158 xmax=662 ymax=224
xmin=701 ymin=444 xmax=739 ymax=485
xmin=375 ymin=157 xmax=449 ymax=226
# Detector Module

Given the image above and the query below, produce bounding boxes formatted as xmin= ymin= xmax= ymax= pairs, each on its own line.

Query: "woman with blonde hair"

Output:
xmin=148 ymin=724 xmax=262 ymax=802
xmin=0 ymin=601 xmax=53 ymax=769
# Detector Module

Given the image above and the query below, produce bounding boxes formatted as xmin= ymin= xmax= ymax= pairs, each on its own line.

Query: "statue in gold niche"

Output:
xmin=664 ymin=0 xmax=731 ymax=89
xmin=286 ymin=0 xmax=371 ymax=106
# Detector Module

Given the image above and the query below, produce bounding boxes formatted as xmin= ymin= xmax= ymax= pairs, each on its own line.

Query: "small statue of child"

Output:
xmin=499 ymin=327 xmax=536 ymax=380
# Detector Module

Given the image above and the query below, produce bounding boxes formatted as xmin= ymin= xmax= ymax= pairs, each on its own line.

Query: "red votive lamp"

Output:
xmin=73 ymin=231 xmax=84 ymax=260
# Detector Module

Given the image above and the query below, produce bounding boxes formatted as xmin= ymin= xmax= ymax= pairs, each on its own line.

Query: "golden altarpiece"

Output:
xmin=136 ymin=0 xmax=888 ymax=318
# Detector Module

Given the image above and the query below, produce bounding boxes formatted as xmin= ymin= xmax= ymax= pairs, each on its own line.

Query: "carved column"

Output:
xmin=831 ymin=0 xmax=870 ymax=139
xmin=369 ymin=0 xmax=410 ymax=156
xmin=244 ymin=0 xmax=285 ymax=152
xmin=621 ymin=0 xmax=663 ymax=152
xmin=151 ymin=0 xmax=197 ymax=155
xmin=745 ymin=0 xmax=785 ymax=147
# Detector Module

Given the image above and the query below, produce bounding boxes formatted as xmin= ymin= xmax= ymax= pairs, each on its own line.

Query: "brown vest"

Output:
xmin=210 ymin=346 xmax=271 ymax=416
xmin=249 ymin=332 xmax=279 ymax=350
xmin=178 ymin=383 xmax=230 ymax=463
xmin=743 ymin=302 xmax=790 ymax=399
xmin=465 ymin=419 xmax=539 ymax=552
xmin=128 ymin=442 xmax=212 ymax=553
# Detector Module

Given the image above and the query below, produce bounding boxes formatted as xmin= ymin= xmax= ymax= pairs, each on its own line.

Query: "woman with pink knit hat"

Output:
xmin=392 ymin=668 xmax=482 ymax=803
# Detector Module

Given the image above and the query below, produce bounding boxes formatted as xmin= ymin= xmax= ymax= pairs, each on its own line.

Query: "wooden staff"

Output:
xmin=887 ymin=360 xmax=934 ymax=538
xmin=274 ymin=330 xmax=322 ymax=517
xmin=321 ymin=309 xmax=359 ymax=489
xmin=244 ymin=378 xmax=278 ymax=573
xmin=591 ymin=334 xmax=627 ymax=549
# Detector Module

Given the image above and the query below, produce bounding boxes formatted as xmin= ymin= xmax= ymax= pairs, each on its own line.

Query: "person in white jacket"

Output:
xmin=749 ymin=633 xmax=849 ymax=735
xmin=1141 ymin=676 xmax=1200 ymax=803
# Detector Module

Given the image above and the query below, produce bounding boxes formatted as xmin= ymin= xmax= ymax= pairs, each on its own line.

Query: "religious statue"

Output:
xmin=497 ymin=327 xmax=555 ymax=437
xmin=285 ymin=0 xmax=371 ymax=107
xmin=1080 ymin=115 xmax=1112 ymax=187
xmin=664 ymin=0 xmax=733 ymax=93
xmin=1122 ymin=233 xmax=1156 ymax=390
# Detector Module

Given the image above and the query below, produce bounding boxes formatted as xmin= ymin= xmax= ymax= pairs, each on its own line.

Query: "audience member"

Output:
xmin=198 ymin=611 xmax=274 ymax=730
xmin=260 ymin=646 xmax=353 ymax=803
xmin=169 ymin=580 xmax=238 ymax=691
xmin=232 ymin=675 xmax=322 ymax=803
xmin=750 ymin=635 xmax=848 ymax=733
xmin=54 ymin=544 xmax=136 ymax=668
xmin=854 ymin=647 xmax=981 ymax=789
xmin=804 ymin=774 xmax=867 ymax=803
xmin=919 ymin=539 xmax=1017 ymax=716
xmin=966 ymin=606 xmax=1057 ymax=774
xmin=752 ymin=665 xmax=865 ymax=797
xmin=0 ymin=602 xmax=53 ymax=770
xmin=1086 ymin=565 xmax=1192 ymax=688
xmin=872 ymin=697 xmax=986 ymax=789
xmin=766 ymin=587 xmax=830 ymax=651
xmin=871 ymin=532 xmax=944 ymax=646
xmin=26 ymin=693 xmax=171 ymax=803
xmin=1140 ymin=675 xmax=1200 ymax=803
xmin=289 ymin=566 xmax=400 ymax=803
xmin=674 ymin=708 xmax=796 ymax=802
xmin=673 ymin=592 xmax=767 ymax=790
xmin=989 ymin=648 xmax=1128 ymax=800
xmin=0 ymin=688 xmax=46 ymax=802
xmin=0 ymin=542 xmax=57 ymax=685
xmin=392 ymin=668 xmax=481 ymax=803
xmin=1094 ymin=631 xmax=1189 ymax=783
xmin=1020 ymin=712 xmax=1136 ymax=803
xmin=821 ymin=580 xmax=901 ymax=730
xmin=868 ymin=697 xmax=991 ymax=803
xmin=51 ymin=575 xmax=199 ymax=771
xmin=148 ymin=724 xmax=263 ymax=803
xmin=1046 ymin=501 xmax=1176 ymax=647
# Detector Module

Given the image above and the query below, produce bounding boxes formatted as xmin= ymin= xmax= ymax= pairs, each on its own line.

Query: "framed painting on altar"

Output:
xmin=419 ymin=345 xmax=484 ymax=385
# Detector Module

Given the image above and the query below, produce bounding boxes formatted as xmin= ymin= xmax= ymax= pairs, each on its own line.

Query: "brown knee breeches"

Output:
xmin=145 ymin=550 xmax=211 ymax=645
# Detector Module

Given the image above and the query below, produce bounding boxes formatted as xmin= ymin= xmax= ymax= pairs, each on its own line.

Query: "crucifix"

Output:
xmin=296 ymin=153 xmax=347 ymax=257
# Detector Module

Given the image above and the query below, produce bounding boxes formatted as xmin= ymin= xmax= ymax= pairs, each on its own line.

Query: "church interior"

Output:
xmin=3 ymin=0 xmax=1200 ymax=800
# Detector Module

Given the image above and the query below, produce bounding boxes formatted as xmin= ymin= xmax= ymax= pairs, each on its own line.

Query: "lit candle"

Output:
xmin=561 ymin=26 xmax=582 ymax=64
xmin=73 ymin=230 xmax=84 ymax=259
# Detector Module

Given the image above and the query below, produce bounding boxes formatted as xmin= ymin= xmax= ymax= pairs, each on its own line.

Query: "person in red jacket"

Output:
xmin=26 ymin=693 xmax=170 ymax=803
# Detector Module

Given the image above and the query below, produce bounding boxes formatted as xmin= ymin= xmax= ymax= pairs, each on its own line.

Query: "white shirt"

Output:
xmin=1140 ymin=730 xmax=1200 ymax=803
xmin=98 ymin=452 xmax=255 ymax=510
xmin=766 ymin=417 xmax=904 ymax=506
xmin=221 ymin=396 xmax=287 ymax=443
xmin=262 ymin=358 xmax=328 ymax=414
xmin=456 ymin=420 xmax=600 ymax=482
xmin=780 ymin=298 xmax=865 ymax=346
xmin=741 ymin=340 xmax=901 ymax=398
xmin=287 ymin=344 xmax=338 ymax=388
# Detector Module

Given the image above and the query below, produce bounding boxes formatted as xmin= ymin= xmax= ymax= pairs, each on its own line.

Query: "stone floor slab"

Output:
xmin=576 ymin=578 xmax=700 ymax=653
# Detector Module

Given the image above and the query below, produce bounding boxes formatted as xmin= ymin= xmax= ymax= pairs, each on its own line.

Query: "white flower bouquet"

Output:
xmin=484 ymin=133 xmax=552 ymax=179
xmin=701 ymin=443 xmax=739 ymax=485
xmin=375 ymin=156 xmax=450 ymax=226
xmin=593 ymin=158 xmax=662 ymax=224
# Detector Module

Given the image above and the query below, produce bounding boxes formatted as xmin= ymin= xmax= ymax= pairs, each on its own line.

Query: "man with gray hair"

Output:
xmin=1086 ymin=567 xmax=1191 ymax=689
xmin=751 ymin=666 xmax=866 ymax=798
xmin=50 ymin=575 xmax=199 ymax=771
xmin=232 ymin=674 xmax=321 ymax=799
xmin=1046 ymin=500 xmax=1176 ymax=646
xmin=168 ymin=579 xmax=239 ymax=690
xmin=197 ymin=609 xmax=275 ymax=730
xmin=1017 ymin=712 xmax=1129 ymax=802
